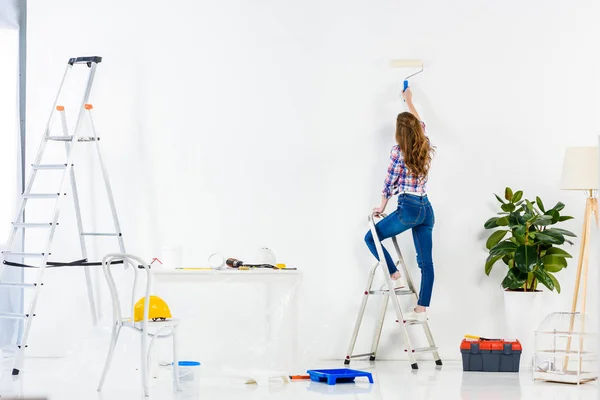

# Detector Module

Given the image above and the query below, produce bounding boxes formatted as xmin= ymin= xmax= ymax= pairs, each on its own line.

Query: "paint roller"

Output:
xmin=390 ymin=59 xmax=424 ymax=93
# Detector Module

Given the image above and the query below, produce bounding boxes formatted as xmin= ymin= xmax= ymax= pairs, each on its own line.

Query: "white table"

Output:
xmin=151 ymin=268 xmax=302 ymax=371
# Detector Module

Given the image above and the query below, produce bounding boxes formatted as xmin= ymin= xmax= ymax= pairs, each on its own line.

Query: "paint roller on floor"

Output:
xmin=390 ymin=59 xmax=424 ymax=93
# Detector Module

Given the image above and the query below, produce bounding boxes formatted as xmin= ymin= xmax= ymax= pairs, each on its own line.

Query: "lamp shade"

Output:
xmin=560 ymin=147 xmax=599 ymax=190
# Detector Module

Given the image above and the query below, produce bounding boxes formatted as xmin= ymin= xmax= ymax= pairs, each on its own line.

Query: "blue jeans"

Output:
xmin=364 ymin=194 xmax=435 ymax=307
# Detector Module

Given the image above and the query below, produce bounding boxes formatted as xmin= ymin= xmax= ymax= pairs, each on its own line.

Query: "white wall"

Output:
xmin=23 ymin=0 xmax=600 ymax=363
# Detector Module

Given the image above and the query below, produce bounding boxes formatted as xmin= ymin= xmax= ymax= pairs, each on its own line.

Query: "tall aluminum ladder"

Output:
xmin=344 ymin=212 xmax=442 ymax=369
xmin=0 ymin=56 xmax=126 ymax=376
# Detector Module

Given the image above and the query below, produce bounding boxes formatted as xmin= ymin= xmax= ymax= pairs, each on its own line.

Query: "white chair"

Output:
xmin=97 ymin=253 xmax=181 ymax=396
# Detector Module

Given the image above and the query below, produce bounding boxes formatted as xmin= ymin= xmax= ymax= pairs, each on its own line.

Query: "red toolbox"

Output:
xmin=460 ymin=339 xmax=521 ymax=372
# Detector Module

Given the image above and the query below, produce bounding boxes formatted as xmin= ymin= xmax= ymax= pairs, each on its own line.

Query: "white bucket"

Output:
xmin=174 ymin=361 xmax=201 ymax=392
xmin=161 ymin=246 xmax=182 ymax=269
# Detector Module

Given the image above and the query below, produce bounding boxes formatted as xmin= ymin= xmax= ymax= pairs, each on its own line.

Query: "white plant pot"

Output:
xmin=503 ymin=290 xmax=544 ymax=369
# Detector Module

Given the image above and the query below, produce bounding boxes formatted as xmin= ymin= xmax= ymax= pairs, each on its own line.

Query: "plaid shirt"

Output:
xmin=382 ymin=121 xmax=429 ymax=199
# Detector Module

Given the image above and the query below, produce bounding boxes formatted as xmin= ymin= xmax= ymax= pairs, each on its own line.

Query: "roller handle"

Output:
xmin=403 ymin=80 xmax=409 ymax=92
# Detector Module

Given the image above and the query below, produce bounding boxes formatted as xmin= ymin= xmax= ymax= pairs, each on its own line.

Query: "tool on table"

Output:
xmin=226 ymin=258 xmax=297 ymax=270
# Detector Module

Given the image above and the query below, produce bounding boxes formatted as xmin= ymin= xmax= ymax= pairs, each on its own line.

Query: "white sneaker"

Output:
xmin=403 ymin=309 xmax=427 ymax=322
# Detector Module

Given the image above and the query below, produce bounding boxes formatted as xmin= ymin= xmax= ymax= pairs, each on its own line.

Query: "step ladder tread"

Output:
xmin=31 ymin=164 xmax=68 ymax=170
xmin=369 ymin=289 xmax=413 ymax=295
xmin=2 ymin=252 xmax=49 ymax=257
xmin=0 ymin=282 xmax=37 ymax=288
xmin=411 ymin=346 xmax=438 ymax=353
xmin=46 ymin=136 xmax=97 ymax=142
xmin=12 ymin=223 xmax=56 ymax=228
xmin=23 ymin=193 xmax=61 ymax=199
xmin=0 ymin=312 xmax=30 ymax=320
xmin=81 ymin=232 xmax=118 ymax=236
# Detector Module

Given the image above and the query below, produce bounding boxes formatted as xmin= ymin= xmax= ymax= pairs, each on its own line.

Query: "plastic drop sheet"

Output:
xmin=148 ymin=269 xmax=303 ymax=374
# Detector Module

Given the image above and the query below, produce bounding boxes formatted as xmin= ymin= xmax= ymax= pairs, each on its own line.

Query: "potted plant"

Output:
xmin=483 ymin=187 xmax=576 ymax=364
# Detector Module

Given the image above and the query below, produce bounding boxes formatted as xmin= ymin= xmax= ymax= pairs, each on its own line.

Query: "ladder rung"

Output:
xmin=32 ymin=164 xmax=68 ymax=170
xmin=402 ymin=319 xmax=427 ymax=326
xmin=23 ymin=193 xmax=61 ymax=199
xmin=408 ymin=346 xmax=438 ymax=353
xmin=81 ymin=232 xmax=118 ymax=237
xmin=1 ymin=252 xmax=49 ymax=258
xmin=0 ymin=312 xmax=31 ymax=320
xmin=368 ymin=289 xmax=413 ymax=296
xmin=12 ymin=222 xmax=56 ymax=228
xmin=0 ymin=282 xmax=37 ymax=288
xmin=46 ymin=136 xmax=97 ymax=142
xmin=349 ymin=353 xmax=373 ymax=359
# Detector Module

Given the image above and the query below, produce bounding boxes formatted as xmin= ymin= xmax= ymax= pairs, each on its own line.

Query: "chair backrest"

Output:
xmin=102 ymin=253 xmax=152 ymax=330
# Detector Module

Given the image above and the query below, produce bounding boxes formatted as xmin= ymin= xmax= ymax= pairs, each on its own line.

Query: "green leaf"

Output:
xmin=549 ymin=228 xmax=576 ymax=237
xmin=485 ymin=254 xmax=503 ymax=275
xmin=536 ymin=196 xmax=545 ymax=213
xmin=505 ymin=187 xmax=513 ymax=201
xmin=545 ymin=209 xmax=560 ymax=224
xmin=484 ymin=217 xmax=500 ymax=229
xmin=514 ymin=245 xmax=539 ymax=273
xmin=547 ymin=272 xmax=561 ymax=294
xmin=534 ymin=268 xmax=555 ymax=291
xmin=486 ymin=230 xmax=509 ymax=249
xmin=497 ymin=217 xmax=509 ymax=226
xmin=532 ymin=215 xmax=553 ymax=226
xmin=552 ymin=202 xmax=565 ymax=212
xmin=558 ymin=215 xmax=574 ymax=222
xmin=489 ymin=241 xmax=518 ymax=256
xmin=535 ymin=232 xmax=565 ymax=245
xmin=542 ymin=255 xmax=568 ymax=272
xmin=512 ymin=191 xmax=523 ymax=203
xmin=494 ymin=194 xmax=506 ymax=204
xmin=502 ymin=268 xmax=528 ymax=290
xmin=512 ymin=226 xmax=526 ymax=245
xmin=525 ymin=200 xmax=534 ymax=212
xmin=545 ymin=247 xmax=572 ymax=258
xmin=501 ymin=203 xmax=516 ymax=212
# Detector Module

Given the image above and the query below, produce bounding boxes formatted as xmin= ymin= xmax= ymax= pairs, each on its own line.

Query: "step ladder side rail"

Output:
xmin=58 ymin=108 xmax=97 ymax=325
xmin=369 ymin=290 xmax=390 ymax=360
xmin=87 ymin=109 xmax=125 ymax=253
xmin=422 ymin=321 xmax=442 ymax=364
xmin=368 ymin=213 xmax=418 ymax=368
xmin=13 ymin=63 xmax=99 ymax=373
xmin=1 ymin=65 xmax=72 ymax=281
xmin=390 ymin=235 xmax=418 ymax=296
xmin=344 ymin=263 xmax=378 ymax=364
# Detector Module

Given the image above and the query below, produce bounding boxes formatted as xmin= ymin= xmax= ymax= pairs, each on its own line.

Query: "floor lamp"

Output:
xmin=559 ymin=146 xmax=599 ymax=369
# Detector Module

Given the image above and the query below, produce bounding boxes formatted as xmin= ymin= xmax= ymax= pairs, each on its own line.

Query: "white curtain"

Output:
xmin=0 ymin=0 xmax=22 ymax=352
xmin=0 ymin=0 xmax=18 ymax=29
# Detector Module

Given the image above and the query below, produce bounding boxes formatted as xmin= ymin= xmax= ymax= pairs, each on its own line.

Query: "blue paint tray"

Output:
xmin=306 ymin=369 xmax=374 ymax=385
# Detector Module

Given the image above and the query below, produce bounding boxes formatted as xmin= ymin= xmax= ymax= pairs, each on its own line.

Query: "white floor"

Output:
xmin=0 ymin=356 xmax=597 ymax=400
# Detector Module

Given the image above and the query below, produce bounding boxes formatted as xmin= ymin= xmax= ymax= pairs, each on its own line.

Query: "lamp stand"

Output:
xmin=564 ymin=192 xmax=598 ymax=370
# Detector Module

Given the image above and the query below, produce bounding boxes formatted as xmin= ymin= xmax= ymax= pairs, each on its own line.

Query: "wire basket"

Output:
xmin=533 ymin=312 xmax=598 ymax=384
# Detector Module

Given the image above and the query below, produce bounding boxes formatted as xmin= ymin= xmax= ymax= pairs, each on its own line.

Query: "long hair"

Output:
xmin=395 ymin=112 xmax=434 ymax=178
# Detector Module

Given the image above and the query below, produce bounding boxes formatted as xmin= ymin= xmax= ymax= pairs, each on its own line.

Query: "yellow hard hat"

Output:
xmin=133 ymin=295 xmax=172 ymax=322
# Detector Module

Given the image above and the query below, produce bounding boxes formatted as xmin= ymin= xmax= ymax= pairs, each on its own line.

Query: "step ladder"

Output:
xmin=0 ymin=56 xmax=125 ymax=376
xmin=344 ymin=213 xmax=442 ymax=369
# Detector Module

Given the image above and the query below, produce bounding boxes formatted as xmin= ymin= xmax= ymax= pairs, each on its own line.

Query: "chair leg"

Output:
xmin=172 ymin=329 xmax=181 ymax=392
xmin=97 ymin=324 xmax=121 ymax=392
xmin=140 ymin=332 xmax=150 ymax=397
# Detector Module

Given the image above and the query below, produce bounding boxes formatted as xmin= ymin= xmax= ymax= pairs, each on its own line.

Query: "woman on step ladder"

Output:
xmin=364 ymin=87 xmax=435 ymax=322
